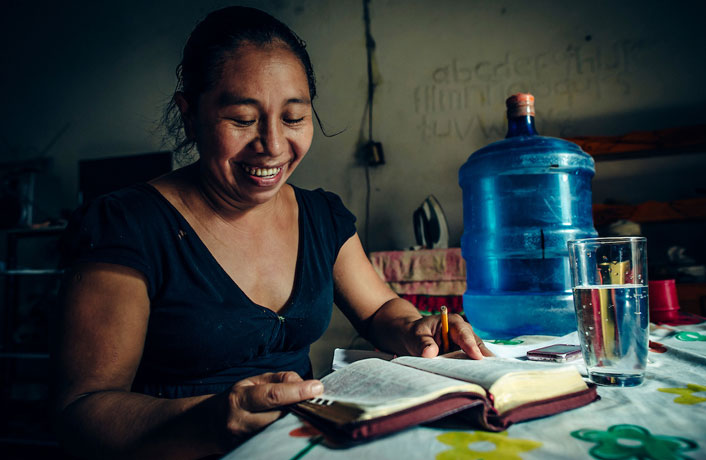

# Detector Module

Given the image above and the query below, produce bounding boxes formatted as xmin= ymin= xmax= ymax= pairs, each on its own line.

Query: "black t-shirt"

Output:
xmin=65 ymin=183 xmax=356 ymax=398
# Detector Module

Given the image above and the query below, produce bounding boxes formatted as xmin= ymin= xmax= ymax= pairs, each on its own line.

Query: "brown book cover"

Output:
xmin=292 ymin=357 xmax=599 ymax=443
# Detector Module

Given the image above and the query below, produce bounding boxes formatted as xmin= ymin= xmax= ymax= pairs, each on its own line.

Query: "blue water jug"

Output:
xmin=459 ymin=94 xmax=597 ymax=339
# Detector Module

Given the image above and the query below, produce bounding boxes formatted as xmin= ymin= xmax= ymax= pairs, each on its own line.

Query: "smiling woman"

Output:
xmin=176 ymin=42 xmax=314 ymax=207
xmin=52 ymin=6 xmax=490 ymax=459
xmin=161 ymin=6 xmax=318 ymax=159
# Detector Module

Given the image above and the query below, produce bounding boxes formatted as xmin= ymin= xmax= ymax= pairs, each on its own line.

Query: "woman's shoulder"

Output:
xmin=83 ymin=182 xmax=166 ymax=219
xmin=84 ymin=164 xmax=195 ymax=216
xmin=291 ymin=185 xmax=357 ymax=250
xmin=147 ymin=164 xmax=193 ymax=197
xmin=290 ymin=185 xmax=350 ymax=214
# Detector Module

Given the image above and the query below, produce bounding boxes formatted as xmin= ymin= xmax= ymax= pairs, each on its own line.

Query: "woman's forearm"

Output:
xmin=365 ymin=297 xmax=424 ymax=355
xmin=56 ymin=390 xmax=225 ymax=459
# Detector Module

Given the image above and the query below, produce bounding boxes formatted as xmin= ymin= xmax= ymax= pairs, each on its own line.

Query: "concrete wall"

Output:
xmin=3 ymin=0 xmax=706 ymax=251
xmin=3 ymin=1 xmax=706 ymax=374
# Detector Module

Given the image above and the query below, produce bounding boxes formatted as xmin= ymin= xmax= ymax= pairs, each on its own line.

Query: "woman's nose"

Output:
xmin=257 ymin=120 xmax=284 ymax=156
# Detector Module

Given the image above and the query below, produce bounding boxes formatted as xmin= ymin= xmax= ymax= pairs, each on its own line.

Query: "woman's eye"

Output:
xmin=230 ymin=119 xmax=255 ymax=127
xmin=284 ymin=117 xmax=305 ymax=125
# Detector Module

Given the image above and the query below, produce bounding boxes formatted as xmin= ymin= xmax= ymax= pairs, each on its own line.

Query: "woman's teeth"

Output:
xmin=241 ymin=165 xmax=281 ymax=177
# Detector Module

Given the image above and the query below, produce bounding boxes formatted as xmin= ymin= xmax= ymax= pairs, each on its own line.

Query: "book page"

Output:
xmin=392 ymin=356 xmax=587 ymax=414
xmin=392 ymin=356 xmax=565 ymax=388
xmin=331 ymin=348 xmax=395 ymax=371
xmin=315 ymin=358 xmax=484 ymax=408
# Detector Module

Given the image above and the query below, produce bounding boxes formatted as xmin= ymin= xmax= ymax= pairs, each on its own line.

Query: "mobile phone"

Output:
xmin=526 ymin=344 xmax=582 ymax=362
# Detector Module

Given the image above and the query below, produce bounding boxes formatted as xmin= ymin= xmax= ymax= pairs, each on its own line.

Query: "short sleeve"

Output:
xmin=62 ymin=193 xmax=157 ymax=296
xmin=318 ymin=189 xmax=357 ymax=255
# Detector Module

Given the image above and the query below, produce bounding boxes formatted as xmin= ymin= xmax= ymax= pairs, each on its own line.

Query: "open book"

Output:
xmin=292 ymin=355 xmax=598 ymax=442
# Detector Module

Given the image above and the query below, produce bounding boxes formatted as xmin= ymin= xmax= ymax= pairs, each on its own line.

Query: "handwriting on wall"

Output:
xmin=414 ymin=39 xmax=649 ymax=142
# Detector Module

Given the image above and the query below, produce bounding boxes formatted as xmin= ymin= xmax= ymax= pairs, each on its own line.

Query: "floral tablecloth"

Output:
xmin=225 ymin=321 xmax=706 ymax=460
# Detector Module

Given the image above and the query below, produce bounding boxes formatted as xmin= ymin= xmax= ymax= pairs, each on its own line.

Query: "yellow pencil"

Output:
xmin=440 ymin=305 xmax=449 ymax=353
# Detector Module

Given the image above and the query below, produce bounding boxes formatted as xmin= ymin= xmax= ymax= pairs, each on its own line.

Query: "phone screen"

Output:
xmin=532 ymin=344 xmax=581 ymax=354
xmin=526 ymin=344 xmax=582 ymax=362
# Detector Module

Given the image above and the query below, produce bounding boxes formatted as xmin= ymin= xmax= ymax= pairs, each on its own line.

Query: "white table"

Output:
xmin=225 ymin=322 xmax=706 ymax=460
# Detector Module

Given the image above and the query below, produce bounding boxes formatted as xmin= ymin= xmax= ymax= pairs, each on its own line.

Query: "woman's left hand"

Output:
xmin=331 ymin=234 xmax=494 ymax=360
xmin=403 ymin=312 xmax=494 ymax=359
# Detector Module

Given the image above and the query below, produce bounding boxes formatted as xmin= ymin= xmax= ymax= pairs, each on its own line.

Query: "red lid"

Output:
xmin=651 ymin=308 xmax=680 ymax=322
xmin=648 ymin=279 xmax=680 ymax=311
xmin=506 ymin=93 xmax=535 ymax=117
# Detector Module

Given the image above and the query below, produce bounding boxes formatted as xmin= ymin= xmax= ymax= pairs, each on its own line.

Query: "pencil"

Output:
xmin=440 ymin=305 xmax=449 ymax=353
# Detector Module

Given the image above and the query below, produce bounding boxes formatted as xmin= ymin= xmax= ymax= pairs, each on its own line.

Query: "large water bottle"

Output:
xmin=459 ymin=94 xmax=597 ymax=339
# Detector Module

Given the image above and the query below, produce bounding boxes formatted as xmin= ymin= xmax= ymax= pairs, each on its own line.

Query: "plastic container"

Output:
xmin=459 ymin=94 xmax=597 ymax=338
xmin=648 ymin=279 xmax=679 ymax=322
xmin=647 ymin=279 xmax=704 ymax=325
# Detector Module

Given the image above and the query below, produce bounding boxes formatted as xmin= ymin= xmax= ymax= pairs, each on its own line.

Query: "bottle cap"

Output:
xmin=648 ymin=279 xmax=680 ymax=315
xmin=506 ymin=93 xmax=535 ymax=118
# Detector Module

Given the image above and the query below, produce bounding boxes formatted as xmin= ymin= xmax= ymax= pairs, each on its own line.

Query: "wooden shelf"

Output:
xmin=585 ymin=144 xmax=705 ymax=162
xmin=0 ymin=352 xmax=50 ymax=360
xmin=1 ymin=227 xmax=62 ymax=452
xmin=1 ymin=269 xmax=64 ymax=275
xmin=5 ymin=225 xmax=66 ymax=235
xmin=0 ymin=400 xmax=58 ymax=450
xmin=565 ymin=124 xmax=706 ymax=162
xmin=593 ymin=197 xmax=706 ymax=226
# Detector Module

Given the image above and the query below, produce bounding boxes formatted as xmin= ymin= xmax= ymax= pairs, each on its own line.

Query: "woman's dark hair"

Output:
xmin=161 ymin=6 xmax=318 ymax=157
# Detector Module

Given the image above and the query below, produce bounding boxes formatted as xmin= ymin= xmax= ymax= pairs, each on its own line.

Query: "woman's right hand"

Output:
xmin=215 ymin=371 xmax=323 ymax=448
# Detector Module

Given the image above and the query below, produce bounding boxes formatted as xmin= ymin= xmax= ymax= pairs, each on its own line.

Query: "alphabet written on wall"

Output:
xmin=413 ymin=39 xmax=649 ymax=143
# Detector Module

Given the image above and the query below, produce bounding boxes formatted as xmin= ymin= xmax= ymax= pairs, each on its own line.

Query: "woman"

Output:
xmin=53 ymin=6 xmax=490 ymax=458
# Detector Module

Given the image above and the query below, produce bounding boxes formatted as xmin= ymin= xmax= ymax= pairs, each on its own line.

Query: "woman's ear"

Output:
xmin=174 ymin=92 xmax=195 ymax=141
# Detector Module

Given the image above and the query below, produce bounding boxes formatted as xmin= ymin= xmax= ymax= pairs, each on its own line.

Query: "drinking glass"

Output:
xmin=567 ymin=237 xmax=649 ymax=386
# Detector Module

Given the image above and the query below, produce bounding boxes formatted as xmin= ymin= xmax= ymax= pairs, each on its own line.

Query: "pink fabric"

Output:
xmin=369 ymin=249 xmax=467 ymax=312
xmin=399 ymin=295 xmax=464 ymax=314
xmin=387 ymin=280 xmax=465 ymax=296
xmin=369 ymin=248 xmax=465 ymax=283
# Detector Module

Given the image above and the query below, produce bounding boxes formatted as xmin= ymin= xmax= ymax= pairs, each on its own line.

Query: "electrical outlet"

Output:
xmin=366 ymin=141 xmax=385 ymax=166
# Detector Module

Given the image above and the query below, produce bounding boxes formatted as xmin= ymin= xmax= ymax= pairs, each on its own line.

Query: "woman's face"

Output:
xmin=186 ymin=43 xmax=314 ymax=208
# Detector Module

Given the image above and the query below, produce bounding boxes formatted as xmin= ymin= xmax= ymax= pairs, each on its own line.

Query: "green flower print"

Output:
xmin=571 ymin=424 xmax=698 ymax=460
xmin=488 ymin=339 xmax=524 ymax=345
xmin=675 ymin=331 xmax=706 ymax=342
